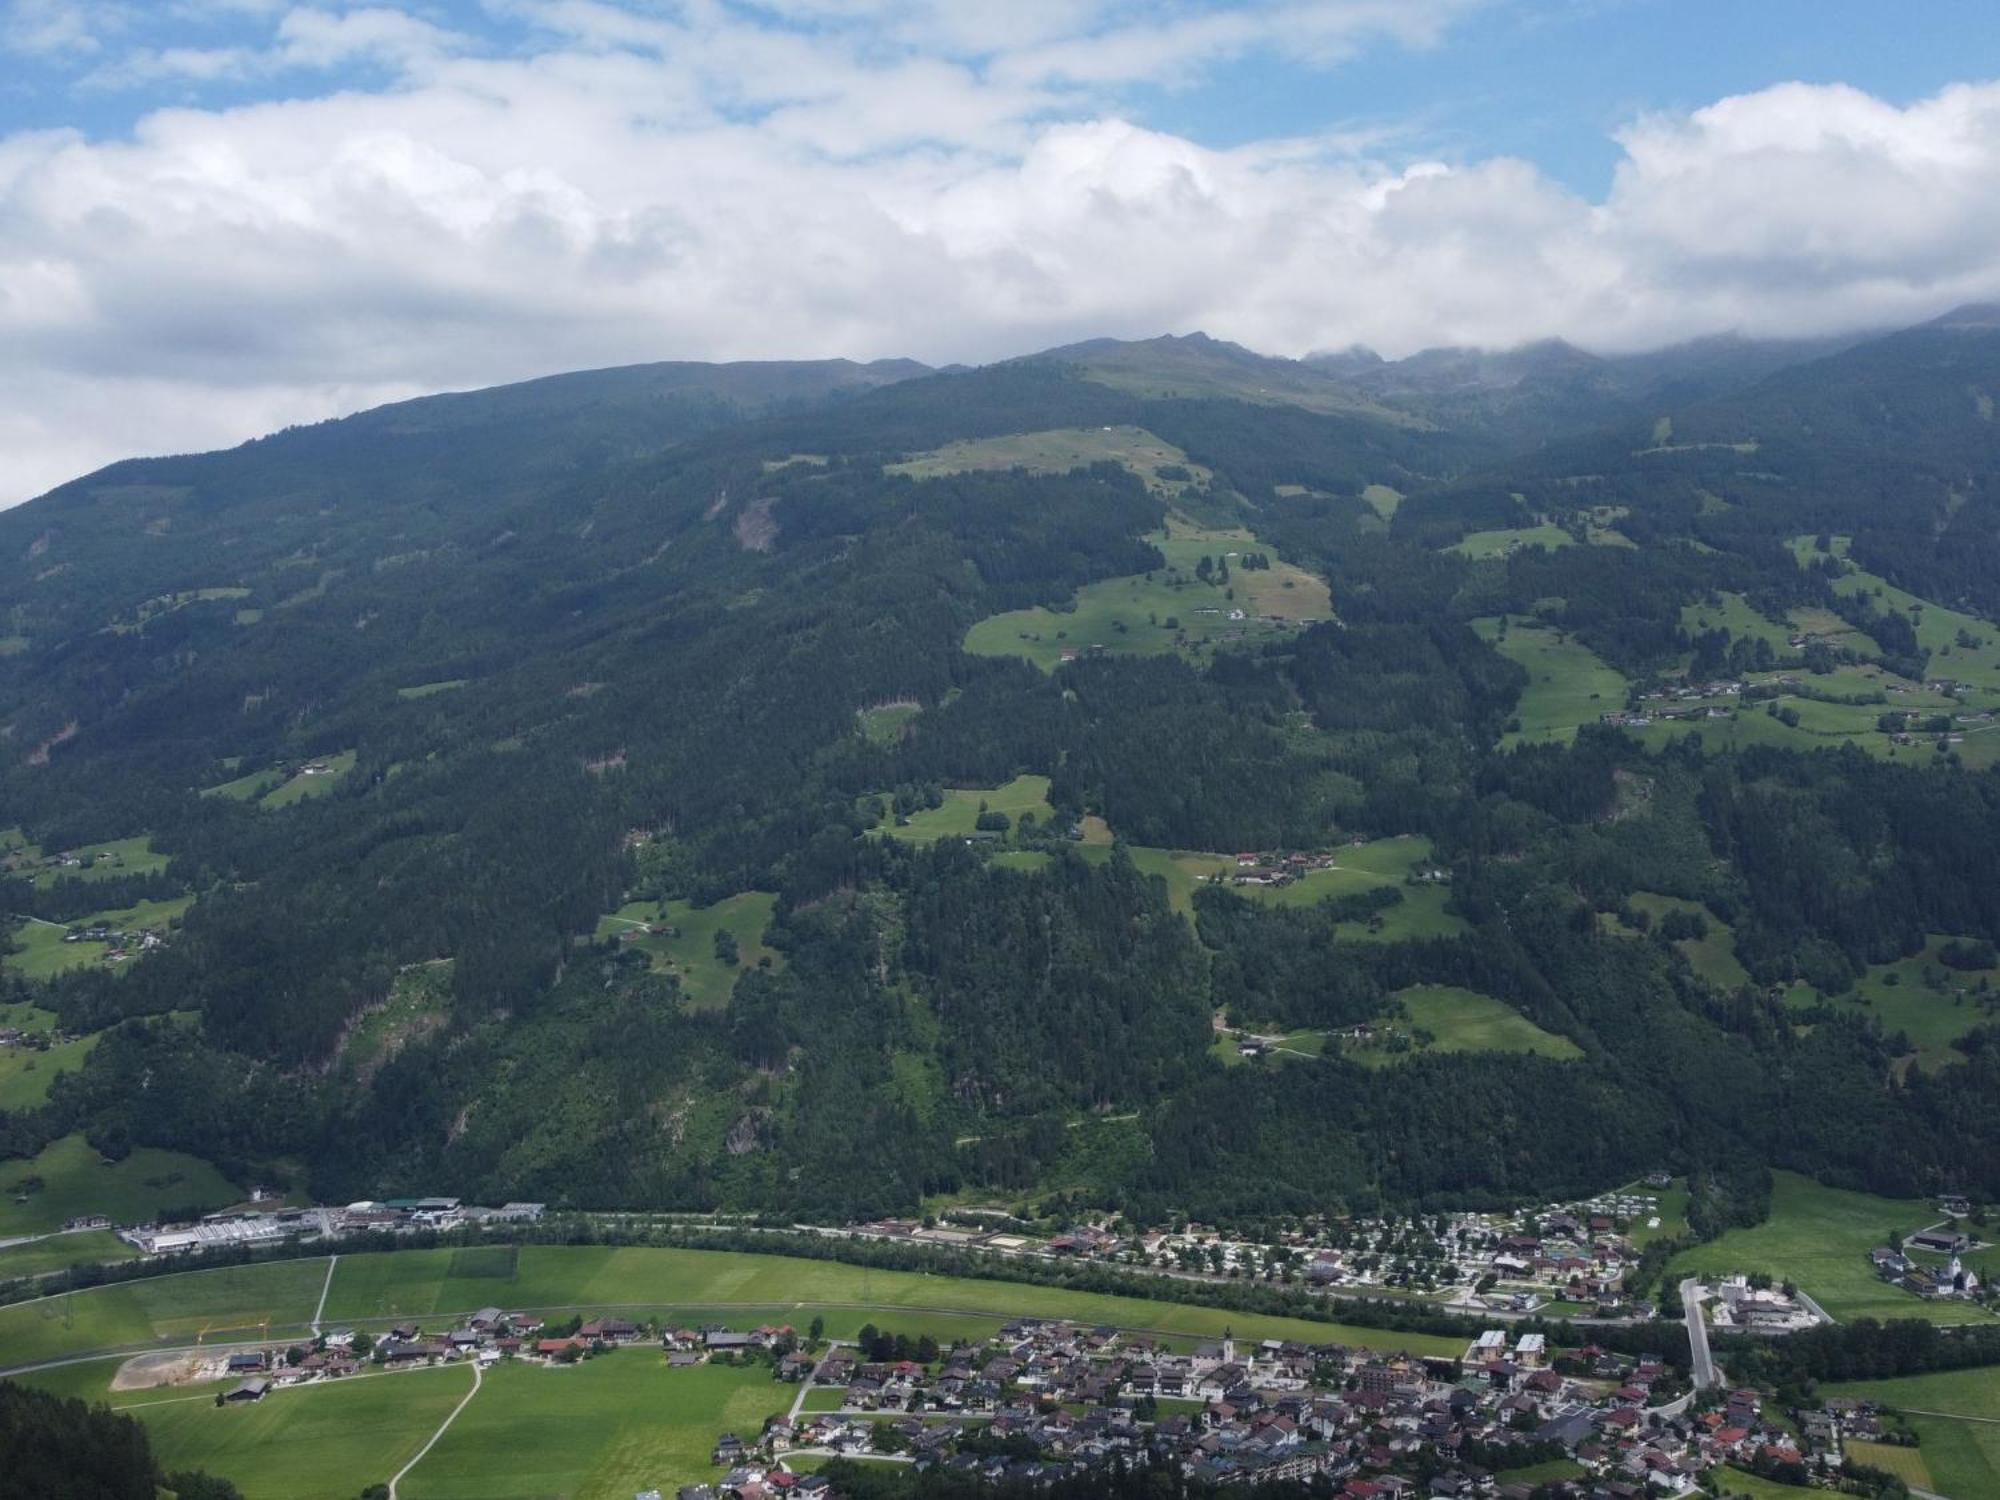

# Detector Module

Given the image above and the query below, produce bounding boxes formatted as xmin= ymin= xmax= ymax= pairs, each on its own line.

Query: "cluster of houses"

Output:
xmin=1705 ymin=1277 xmax=1820 ymax=1334
xmin=851 ymin=1193 xmax=1667 ymax=1316
xmin=675 ymin=1316 xmax=1853 ymax=1500
xmin=1870 ymin=1225 xmax=1987 ymax=1301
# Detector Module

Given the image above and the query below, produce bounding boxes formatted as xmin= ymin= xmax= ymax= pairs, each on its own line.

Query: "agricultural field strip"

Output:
xmin=0 ymin=1285 xmax=1457 ymax=1379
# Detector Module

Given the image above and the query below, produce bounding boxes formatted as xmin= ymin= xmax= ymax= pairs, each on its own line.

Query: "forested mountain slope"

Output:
xmin=3 ymin=316 xmax=1999 ymax=1227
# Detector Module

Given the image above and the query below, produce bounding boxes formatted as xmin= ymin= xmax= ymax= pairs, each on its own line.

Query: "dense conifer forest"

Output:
xmin=4 ymin=313 xmax=2000 ymax=1226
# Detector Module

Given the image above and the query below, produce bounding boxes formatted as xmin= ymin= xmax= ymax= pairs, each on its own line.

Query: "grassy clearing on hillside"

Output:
xmin=0 ymin=1029 xmax=101 ymax=1110
xmin=857 ymin=701 xmax=921 ymax=744
xmin=397 ymin=679 xmax=467 ymax=699
xmin=1668 ymin=1172 xmax=1994 ymax=1325
xmin=108 ymin=587 xmax=250 ymax=635
xmin=142 ymin=1362 xmax=475 ymax=1500
xmin=1071 ymin=833 xmax=1453 ymax=936
xmin=0 ymin=1133 xmax=241 ymax=1238
xmin=3 ymin=894 xmax=194 ymax=980
xmin=1475 ymin=616 xmax=1629 ymax=746
xmin=1342 ymin=986 xmax=1580 ymax=1067
xmin=1791 ymin=536 xmax=2000 ymax=694
xmin=1609 ymin=893 xmax=1751 ymax=990
xmin=318 ymin=1244 xmax=1463 ymax=1358
xmin=593 ymin=893 xmax=780 ymax=1010
xmin=1678 ymin=592 xmax=1799 ymax=661
xmin=1451 ymin=524 xmax=1573 ymax=559
xmin=1782 ymin=935 xmax=2000 ymax=1076
xmin=889 ymin=425 xmax=1213 ymax=494
xmin=874 ymin=775 xmax=1055 ymax=844
xmin=403 ymin=1354 xmax=786 ymax=1500
xmin=259 ymin=749 xmax=357 ymax=808
xmin=202 ymin=766 xmax=287 ymax=801
xmin=1360 ymin=484 xmax=1402 ymax=519
xmin=964 ymin=518 xmax=1331 ymax=673
xmin=24 ymin=834 xmax=169 ymax=887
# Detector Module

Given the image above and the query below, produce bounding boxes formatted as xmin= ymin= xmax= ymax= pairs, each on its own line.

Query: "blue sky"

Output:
xmin=3 ymin=1 xmax=2000 ymax=500
xmin=9 ymin=1 xmax=1998 ymax=192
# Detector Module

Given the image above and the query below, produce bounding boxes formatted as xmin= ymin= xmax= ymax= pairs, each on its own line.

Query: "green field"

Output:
xmin=1822 ymin=1367 xmax=2000 ymax=1497
xmin=1783 ymin=934 xmax=1999 ymax=1075
xmin=1475 ymin=616 xmax=1629 ymax=745
xmin=1679 ymin=592 xmax=1799 ymax=662
xmin=0 ymin=1256 xmax=328 ymax=1368
xmin=1360 ymin=484 xmax=1402 ymax=519
xmin=1900 ymin=1414 xmax=2000 ymax=1500
xmin=397 ymin=679 xmax=468 ymax=699
xmin=1826 ymin=1364 xmax=2000 ymax=1422
xmin=1843 ymin=1438 xmax=1937 ymax=1491
xmin=1668 ymin=1172 xmax=1995 ymax=1325
xmin=0 ymin=1228 xmax=137 ymax=1281
xmin=0 ymin=1242 xmax=1482 ymax=1495
xmin=144 ymin=1363 xmax=475 ymax=1500
xmin=316 ymin=1244 xmax=1463 ymax=1358
xmin=1790 ymin=536 xmax=2000 ymax=695
xmin=404 ymin=1353 xmax=787 ymax=1500
xmin=1615 ymin=893 xmax=1751 ymax=990
xmin=202 ymin=766 xmax=287 ymax=801
xmin=964 ymin=518 xmax=1331 ymax=673
xmin=259 ymin=750 xmax=358 ymax=808
xmin=857 ymin=700 xmax=921 ymax=745
xmin=888 ymin=425 xmax=1213 ymax=494
xmin=0 ymin=1029 xmax=101 ymax=1109
xmin=593 ymin=892 xmax=780 ymax=1010
xmin=0 ymin=1133 xmax=241 ymax=1238
xmin=1068 ymin=832 xmax=1462 ymax=941
xmin=2 ymin=894 xmax=194 ymax=980
xmin=23 ymin=834 xmax=170 ymax=888
xmin=874 ymin=775 xmax=1055 ymax=844
xmin=1713 ymin=1468 xmax=1816 ymax=1499
xmin=1344 ymin=985 xmax=1581 ymax=1066
xmin=1451 ymin=523 xmax=1574 ymax=559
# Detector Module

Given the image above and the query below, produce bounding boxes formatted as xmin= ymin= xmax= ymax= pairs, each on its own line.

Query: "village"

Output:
xmin=849 ymin=1181 xmax=1684 ymax=1320
xmin=183 ymin=1304 xmax=1894 ymax=1500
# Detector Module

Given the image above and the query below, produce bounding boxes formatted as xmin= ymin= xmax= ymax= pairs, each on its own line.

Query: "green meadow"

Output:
xmin=1342 ymin=986 xmax=1580 ymax=1067
xmin=0 ymin=1228 xmax=137 ymax=1281
xmin=1668 ymin=1172 xmax=1995 ymax=1325
xmin=856 ymin=700 xmax=921 ymax=745
xmin=1678 ymin=592 xmax=1799 ymax=662
xmin=259 ymin=750 xmax=358 ymax=808
xmin=0 ymin=1133 xmax=241 ymax=1238
xmin=0 ymin=1256 xmax=328 ymax=1367
xmin=313 ymin=1244 xmax=1463 ymax=1358
xmin=0 ymin=1029 xmax=101 ymax=1110
xmin=1475 ymin=616 xmax=1629 ymax=745
xmin=1825 ymin=1367 xmax=2000 ymax=1498
xmin=1450 ymin=523 xmax=1574 ymax=559
xmin=874 ymin=775 xmax=1055 ymax=843
xmin=142 ymin=1363 xmax=476 ymax=1500
xmin=593 ymin=892 xmax=780 ymax=1010
xmin=1606 ymin=893 xmax=1751 ymax=990
xmin=964 ymin=518 xmax=1331 ymax=673
xmin=402 ymin=1353 xmax=787 ymax=1500
xmin=2 ymin=894 xmax=194 ymax=980
xmin=888 ymin=425 xmax=1213 ymax=494
xmin=1783 ymin=934 xmax=1999 ymax=1076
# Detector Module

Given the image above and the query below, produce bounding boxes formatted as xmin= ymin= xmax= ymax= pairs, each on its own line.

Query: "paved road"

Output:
xmin=1680 ymin=1278 xmax=1719 ymax=1390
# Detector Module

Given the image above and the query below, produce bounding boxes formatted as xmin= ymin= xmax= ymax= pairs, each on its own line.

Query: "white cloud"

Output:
xmin=3 ymin=4 xmax=2000 ymax=504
